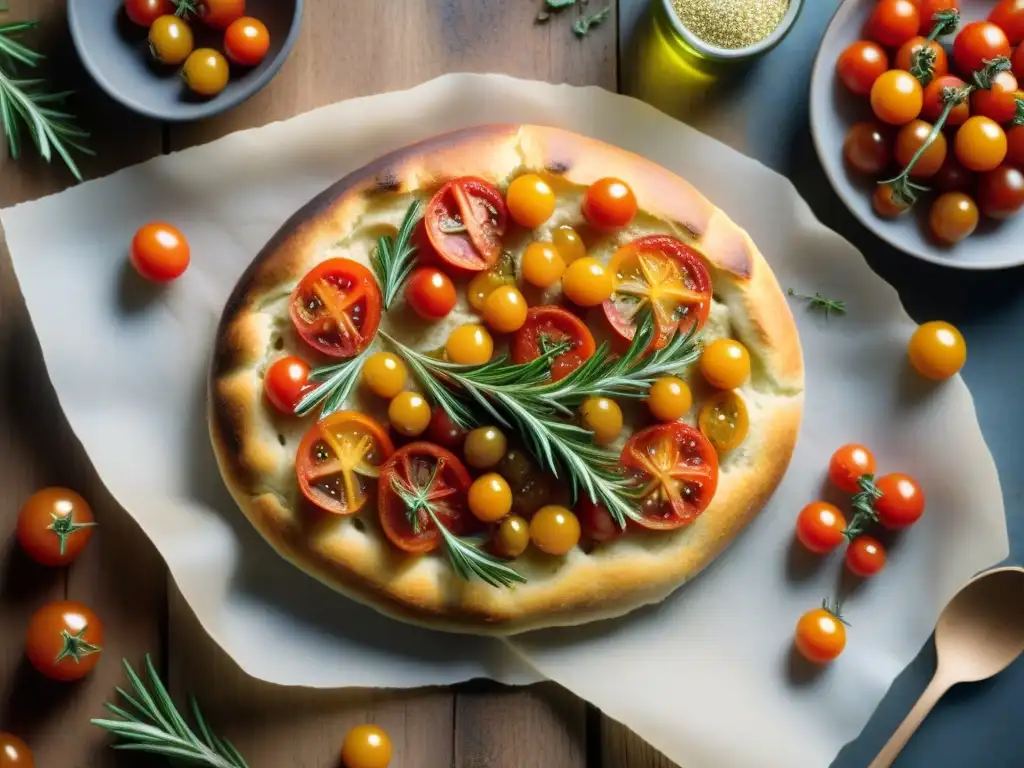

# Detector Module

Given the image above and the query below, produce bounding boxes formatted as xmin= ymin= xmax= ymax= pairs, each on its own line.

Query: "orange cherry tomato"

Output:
xmin=953 ymin=21 xmax=1011 ymax=76
xmin=870 ymin=70 xmax=923 ymax=125
xmin=894 ymin=36 xmax=948 ymax=80
xmin=836 ymin=41 xmax=890 ymax=95
xmin=340 ymin=724 xmax=392 ymax=768
xmin=873 ymin=183 xmax=911 ymax=217
xmin=867 ymin=0 xmax=920 ymax=49
xmin=918 ymin=0 xmax=959 ymax=35
xmin=794 ymin=603 xmax=847 ymax=664
xmin=894 ymin=119 xmax=947 ymax=178
xmin=846 ymin=536 xmax=888 ymax=577
xmin=989 ymin=0 xmax=1024 ymax=45
xmin=198 ymin=0 xmax=245 ymax=29
xmin=130 ymin=222 xmax=190 ymax=282
xmin=921 ymin=75 xmax=971 ymax=126
xmin=828 ymin=444 xmax=877 ymax=493
xmin=971 ymin=71 xmax=1020 ymax=125
xmin=582 ymin=177 xmax=637 ymax=229
xmin=16 ymin=487 xmax=95 ymax=567
xmin=0 ymin=732 xmax=33 ymax=767
xmin=843 ymin=122 xmax=893 ymax=174
xmin=955 ymin=116 xmax=1008 ymax=172
xmin=224 ymin=16 xmax=270 ymax=67
xmin=977 ymin=165 xmax=1024 ymax=219
xmin=264 ymin=355 xmax=311 ymax=414
xmin=26 ymin=601 xmax=104 ymax=681
xmin=929 ymin=191 xmax=980 ymax=243
xmin=290 ymin=259 xmax=382 ymax=359
xmin=874 ymin=472 xmax=926 ymax=528
xmin=795 ymin=502 xmax=847 ymax=554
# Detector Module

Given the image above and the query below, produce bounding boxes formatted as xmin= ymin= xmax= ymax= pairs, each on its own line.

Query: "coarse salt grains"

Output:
xmin=670 ymin=0 xmax=790 ymax=50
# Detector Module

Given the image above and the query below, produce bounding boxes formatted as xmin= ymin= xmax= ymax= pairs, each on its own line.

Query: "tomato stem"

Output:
xmin=47 ymin=512 xmax=98 ymax=557
xmin=1013 ymin=97 xmax=1024 ymax=127
xmin=911 ymin=10 xmax=960 ymax=86
xmin=842 ymin=474 xmax=883 ymax=540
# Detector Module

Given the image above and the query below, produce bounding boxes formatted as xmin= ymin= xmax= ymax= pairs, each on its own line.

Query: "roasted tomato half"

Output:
xmin=621 ymin=421 xmax=719 ymax=530
xmin=510 ymin=306 xmax=597 ymax=382
xmin=296 ymin=412 xmax=394 ymax=515
xmin=425 ymin=177 xmax=508 ymax=272
xmin=289 ymin=258 xmax=382 ymax=359
xmin=378 ymin=442 xmax=477 ymax=553
xmin=602 ymin=235 xmax=712 ymax=350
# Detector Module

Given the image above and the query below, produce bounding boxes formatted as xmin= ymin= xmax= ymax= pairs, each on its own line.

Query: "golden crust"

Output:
xmin=209 ymin=125 xmax=805 ymax=635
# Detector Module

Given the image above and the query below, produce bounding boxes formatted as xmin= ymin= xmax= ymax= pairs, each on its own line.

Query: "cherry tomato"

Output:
xmin=794 ymin=603 xmax=847 ymax=664
xmin=148 ymin=15 xmax=193 ymax=65
xmin=16 ymin=487 xmax=95 ymax=567
xmin=874 ymin=472 xmax=926 ymax=528
xmin=130 ymin=222 xmax=190 ymax=282
xmin=510 ymin=306 xmax=596 ymax=382
xmin=264 ymin=355 xmax=311 ymax=414
xmin=870 ymin=69 xmax=924 ymax=125
xmin=894 ymin=119 xmax=947 ymax=178
xmin=921 ymin=75 xmax=971 ymax=126
xmin=1007 ymin=124 xmax=1024 ymax=165
xmin=125 ymin=0 xmax=173 ymax=27
xmin=603 ymin=235 xmax=712 ymax=350
xmin=182 ymin=48 xmax=230 ymax=97
xmin=1014 ymin=41 xmax=1024 ymax=77
xmin=867 ymin=0 xmax=920 ymax=48
xmin=378 ymin=442 xmax=476 ymax=553
xmin=579 ymin=396 xmax=623 ymax=446
xmin=492 ymin=515 xmax=530 ymax=558
xmin=918 ymin=0 xmax=959 ymax=35
xmin=0 ymin=733 xmax=33 ymax=767
xmin=388 ymin=392 xmax=432 ymax=437
xmin=977 ymin=164 xmax=1024 ymax=218
xmin=529 ymin=505 xmax=581 ymax=555
xmin=932 ymin=153 xmax=973 ymax=192
xmin=552 ymin=225 xmax=587 ymax=263
xmin=445 ymin=323 xmax=494 ymax=365
xmin=647 ymin=376 xmax=693 ymax=422
xmin=482 ymin=285 xmax=528 ymax=333
xmin=520 ymin=242 xmax=566 ymax=288
xmin=795 ymin=501 xmax=847 ymax=554
xmin=506 ymin=173 xmax=555 ymax=229
xmin=909 ymin=320 xmax=967 ymax=379
xmin=198 ymin=0 xmax=246 ymax=29
xmin=562 ymin=257 xmax=614 ymax=307
xmin=895 ymin=36 xmax=948 ymax=80
xmin=954 ymin=22 xmax=1011 ymax=76
xmin=341 ymin=724 xmax=392 ymax=768
xmin=990 ymin=0 xmax=1024 ymax=45
xmin=929 ymin=191 xmax=980 ymax=243
xmin=468 ymin=473 xmax=513 ymax=523
xmin=843 ymin=121 xmax=894 ymax=174
xmin=700 ymin=338 xmax=751 ymax=390
xmin=873 ymin=183 xmax=911 ymax=217
xmin=426 ymin=408 xmax=467 ymax=449
xmin=26 ymin=601 xmax=104 ymax=682
xmin=295 ymin=412 xmax=394 ymax=515
xmin=576 ymin=498 xmax=624 ymax=543
xmin=837 ymin=41 xmax=889 ymax=95
xmin=698 ymin=390 xmax=750 ymax=454
xmin=846 ymin=536 xmax=887 ymax=577
xmin=956 ymin=116 xmax=1008 ymax=171
xmin=223 ymin=16 xmax=270 ymax=67
xmin=829 ymin=444 xmax=877 ymax=493
xmin=582 ymin=177 xmax=637 ymax=229
xmin=464 ymin=426 xmax=507 ymax=469
xmin=467 ymin=267 xmax=514 ymax=312
xmin=971 ymin=71 xmax=1020 ymax=124
xmin=425 ymin=177 xmax=508 ymax=272
xmin=621 ymin=422 xmax=719 ymax=530
xmin=290 ymin=259 xmax=382 ymax=359
xmin=405 ymin=267 xmax=456 ymax=320
xmin=361 ymin=352 xmax=407 ymax=399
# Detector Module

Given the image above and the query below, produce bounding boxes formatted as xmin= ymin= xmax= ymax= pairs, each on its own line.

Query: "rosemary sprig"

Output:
xmin=0 ymin=20 xmax=92 ymax=181
xmin=92 ymin=655 xmax=249 ymax=768
xmin=787 ymin=289 xmax=847 ymax=319
xmin=842 ymin=474 xmax=884 ymax=540
xmin=294 ymin=349 xmax=370 ymax=418
xmin=573 ymin=6 xmax=610 ymax=37
xmin=910 ymin=10 xmax=960 ymax=86
xmin=370 ymin=200 xmax=422 ymax=310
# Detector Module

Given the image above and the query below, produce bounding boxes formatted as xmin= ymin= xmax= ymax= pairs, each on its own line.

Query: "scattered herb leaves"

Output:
xmin=787 ymin=289 xmax=847 ymax=319
xmin=573 ymin=6 xmax=611 ymax=37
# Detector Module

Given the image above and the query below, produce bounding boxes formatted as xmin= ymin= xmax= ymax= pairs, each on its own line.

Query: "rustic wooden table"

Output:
xmin=0 ymin=1 xmax=676 ymax=766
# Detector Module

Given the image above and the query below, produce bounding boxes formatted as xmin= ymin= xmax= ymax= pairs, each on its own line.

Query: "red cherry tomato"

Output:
xmin=844 ymin=122 xmax=894 ymax=174
xmin=289 ymin=258 xmax=382 ymax=359
xmin=0 ymin=732 xmax=33 ymax=767
xmin=510 ymin=306 xmax=596 ymax=382
xmin=932 ymin=153 xmax=974 ymax=192
xmin=426 ymin=408 xmax=467 ymax=449
xmin=971 ymin=70 xmax=1020 ymax=124
xmin=846 ymin=536 xmax=888 ymax=577
xmin=977 ymin=165 xmax=1024 ymax=218
xmin=26 ymin=601 xmax=104 ymax=682
xmin=405 ymin=267 xmax=457 ymax=320
xmin=794 ymin=604 xmax=847 ymax=663
xmin=124 ymin=0 xmax=173 ymax=26
xmin=990 ymin=0 xmax=1024 ymax=45
xmin=953 ymin=22 xmax=1011 ymax=76
xmin=1014 ymin=42 xmax=1024 ymax=77
xmin=425 ymin=177 xmax=508 ymax=272
xmin=577 ymin=498 xmax=624 ymax=543
xmin=16 ymin=487 xmax=95 ymax=567
xmin=264 ymin=355 xmax=311 ymax=414
xmin=1007 ymin=124 xmax=1024 ymax=165
xmin=223 ymin=16 xmax=270 ymax=67
xmin=582 ymin=178 xmax=638 ymax=229
xmin=828 ymin=444 xmax=876 ymax=493
xmin=867 ymin=0 xmax=921 ymax=49
xmin=795 ymin=501 xmax=847 ymax=554
xmin=198 ymin=0 xmax=245 ymax=29
xmin=874 ymin=472 xmax=925 ymax=528
xmin=130 ymin=222 xmax=190 ymax=282
xmin=895 ymin=36 xmax=948 ymax=79
xmin=922 ymin=75 xmax=971 ymax=126
xmin=918 ymin=0 xmax=959 ymax=35
xmin=837 ymin=41 xmax=890 ymax=96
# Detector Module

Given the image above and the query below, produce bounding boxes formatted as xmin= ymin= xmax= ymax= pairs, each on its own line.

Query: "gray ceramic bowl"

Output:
xmin=68 ymin=0 xmax=302 ymax=122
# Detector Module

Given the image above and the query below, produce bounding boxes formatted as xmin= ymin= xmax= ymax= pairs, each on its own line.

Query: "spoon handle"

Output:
xmin=867 ymin=672 xmax=953 ymax=768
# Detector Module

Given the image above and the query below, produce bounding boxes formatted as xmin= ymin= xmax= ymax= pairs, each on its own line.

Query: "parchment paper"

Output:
xmin=0 ymin=75 xmax=1008 ymax=767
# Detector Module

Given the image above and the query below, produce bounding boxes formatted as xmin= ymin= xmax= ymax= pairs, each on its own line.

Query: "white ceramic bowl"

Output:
xmin=809 ymin=0 xmax=1023 ymax=270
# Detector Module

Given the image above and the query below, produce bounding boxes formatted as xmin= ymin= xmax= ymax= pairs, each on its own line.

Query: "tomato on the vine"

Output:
xmin=182 ymin=48 xmax=230 ymax=97
xmin=130 ymin=222 xmax=190 ymax=282
xmin=846 ymin=536 xmax=887 ymax=577
xmin=867 ymin=0 xmax=920 ymax=49
xmin=405 ymin=267 xmax=456 ymax=320
xmin=929 ymin=191 xmax=980 ymax=244
xmin=843 ymin=122 xmax=893 ymax=175
xmin=977 ymin=164 xmax=1024 ymax=219
xmin=828 ymin=444 xmax=876 ymax=493
xmin=620 ymin=421 xmax=719 ymax=530
xmin=510 ymin=306 xmax=596 ymax=382
xmin=425 ymin=177 xmax=508 ymax=272
xmin=224 ymin=17 xmax=271 ymax=67
xmin=921 ymin=75 xmax=970 ymax=126
xmin=198 ymin=0 xmax=246 ymax=29
xmin=836 ymin=41 xmax=889 ymax=96
xmin=125 ymin=0 xmax=172 ymax=27
xmin=918 ymin=0 xmax=960 ymax=35
xmin=794 ymin=603 xmax=847 ymax=664
xmin=870 ymin=69 xmax=923 ymax=125
xmin=953 ymin=22 xmax=1011 ymax=76
xmin=26 ymin=601 xmax=104 ymax=682
xmin=264 ymin=356 xmax=311 ymax=414
xmin=341 ymin=724 xmax=392 ymax=768
xmin=971 ymin=71 xmax=1020 ymax=125
xmin=990 ymin=0 xmax=1024 ymax=45
xmin=295 ymin=411 xmax=394 ymax=515
xmin=873 ymin=183 xmax=911 ymax=218
xmin=290 ymin=258 xmax=382 ymax=358
xmin=795 ymin=502 xmax=847 ymax=555
xmin=895 ymin=119 xmax=947 ymax=178
xmin=0 ymin=732 xmax=33 ymax=767
xmin=17 ymin=487 xmax=95 ymax=567
xmin=955 ymin=116 xmax=1007 ymax=172
xmin=582 ymin=177 xmax=637 ymax=229
xmin=894 ymin=37 xmax=948 ymax=79
xmin=874 ymin=472 xmax=926 ymax=528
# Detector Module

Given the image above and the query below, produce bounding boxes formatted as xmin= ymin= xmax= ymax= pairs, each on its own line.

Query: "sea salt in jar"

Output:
xmin=656 ymin=0 xmax=804 ymax=63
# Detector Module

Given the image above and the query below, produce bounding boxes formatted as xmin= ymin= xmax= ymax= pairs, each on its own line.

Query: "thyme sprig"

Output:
xmin=842 ymin=474 xmax=884 ymax=540
xmin=370 ymin=199 xmax=422 ymax=310
xmin=787 ymin=289 xmax=847 ymax=319
xmin=294 ymin=349 xmax=369 ymax=418
xmin=910 ymin=10 xmax=960 ymax=86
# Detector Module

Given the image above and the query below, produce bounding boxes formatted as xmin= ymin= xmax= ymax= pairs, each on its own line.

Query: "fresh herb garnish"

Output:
xmin=370 ymin=199 xmax=422 ymax=310
xmin=842 ymin=474 xmax=884 ymax=540
xmin=294 ymin=349 xmax=370 ymax=418
xmin=92 ymin=656 xmax=249 ymax=768
xmin=573 ymin=6 xmax=611 ymax=37
xmin=787 ymin=289 xmax=847 ymax=319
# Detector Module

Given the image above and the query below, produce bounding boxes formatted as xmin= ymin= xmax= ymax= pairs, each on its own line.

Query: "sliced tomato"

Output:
xmin=510 ymin=306 xmax=597 ymax=382
xmin=289 ymin=259 xmax=382 ymax=359
xmin=425 ymin=177 xmax=508 ymax=272
xmin=602 ymin=235 xmax=712 ymax=350
xmin=378 ymin=442 xmax=476 ymax=554
xmin=620 ymin=422 xmax=719 ymax=530
xmin=296 ymin=412 xmax=394 ymax=515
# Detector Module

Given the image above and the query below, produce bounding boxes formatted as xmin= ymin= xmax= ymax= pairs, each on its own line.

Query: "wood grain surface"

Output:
xmin=0 ymin=0 xmax=677 ymax=765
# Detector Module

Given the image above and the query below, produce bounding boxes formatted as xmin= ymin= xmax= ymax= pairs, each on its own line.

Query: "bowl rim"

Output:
xmin=656 ymin=0 xmax=804 ymax=61
xmin=67 ymin=0 xmax=304 ymax=123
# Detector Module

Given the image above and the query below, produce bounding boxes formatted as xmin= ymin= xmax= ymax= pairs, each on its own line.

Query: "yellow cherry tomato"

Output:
xmin=699 ymin=390 xmax=750 ymax=453
xmin=468 ymin=473 xmax=513 ymax=523
xmin=552 ymin=225 xmax=587 ymax=264
xmin=521 ymin=242 xmax=566 ymax=288
xmin=648 ymin=376 xmax=693 ymax=422
xmin=506 ymin=173 xmax=556 ymax=229
xmin=700 ymin=338 xmax=751 ymax=390
xmin=562 ymin=257 xmax=614 ymax=307
xmin=387 ymin=391 xmax=431 ymax=437
xmin=149 ymin=15 xmax=194 ymax=65
xmin=493 ymin=515 xmax=530 ymax=558
xmin=361 ymin=352 xmax=407 ymax=399
xmin=579 ymin=396 xmax=623 ymax=446
xmin=341 ymin=724 xmax=392 ymax=768
xmin=483 ymin=285 xmax=528 ymax=333
xmin=467 ymin=270 xmax=511 ymax=311
xmin=908 ymin=321 xmax=966 ymax=380
xmin=530 ymin=505 xmax=581 ymax=555
xmin=182 ymin=48 xmax=229 ymax=97
xmin=446 ymin=324 xmax=494 ymax=365
xmin=464 ymin=426 xmax=507 ymax=469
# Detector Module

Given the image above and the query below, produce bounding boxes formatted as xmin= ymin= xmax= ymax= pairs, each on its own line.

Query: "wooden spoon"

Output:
xmin=868 ymin=566 xmax=1024 ymax=768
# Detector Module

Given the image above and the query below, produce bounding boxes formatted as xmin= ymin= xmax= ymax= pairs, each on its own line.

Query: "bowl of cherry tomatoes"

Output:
xmin=68 ymin=0 xmax=302 ymax=122
xmin=810 ymin=0 xmax=1024 ymax=269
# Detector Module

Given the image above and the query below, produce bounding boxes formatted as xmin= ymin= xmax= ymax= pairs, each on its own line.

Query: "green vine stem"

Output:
xmin=1014 ymin=97 xmax=1024 ymax=127
xmin=910 ymin=10 xmax=960 ymax=86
